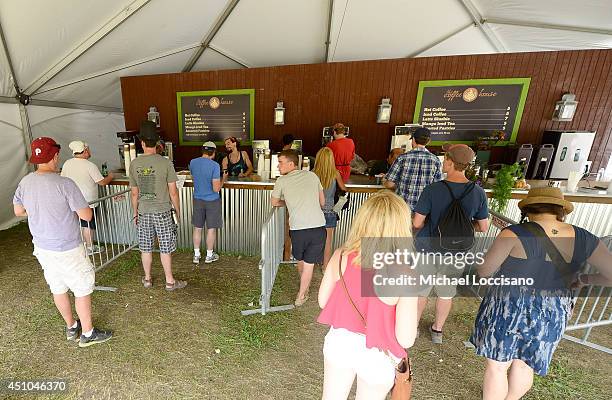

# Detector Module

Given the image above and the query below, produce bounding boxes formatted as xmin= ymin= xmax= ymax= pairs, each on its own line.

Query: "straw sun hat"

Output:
xmin=517 ymin=187 xmax=574 ymax=214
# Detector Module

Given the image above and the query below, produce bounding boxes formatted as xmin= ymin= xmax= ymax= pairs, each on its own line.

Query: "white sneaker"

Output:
xmin=192 ymin=254 xmax=201 ymax=264
xmin=205 ymin=252 xmax=219 ymax=264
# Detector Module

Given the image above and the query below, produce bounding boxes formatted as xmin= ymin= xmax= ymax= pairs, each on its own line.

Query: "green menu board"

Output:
xmin=177 ymin=89 xmax=254 ymax=146
xmin=413 ymin=78 xmax=530 ymax=145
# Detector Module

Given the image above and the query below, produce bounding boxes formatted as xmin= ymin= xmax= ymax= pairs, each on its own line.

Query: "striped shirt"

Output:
xmin=385 ymin=147 xmax=442 ymax=211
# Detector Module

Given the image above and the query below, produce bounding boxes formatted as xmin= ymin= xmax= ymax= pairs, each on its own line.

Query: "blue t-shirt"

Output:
xmin=189 ymin=157 xmax=221 ymax=201
xmin=414 ymin=181 xmax=489 ymax=251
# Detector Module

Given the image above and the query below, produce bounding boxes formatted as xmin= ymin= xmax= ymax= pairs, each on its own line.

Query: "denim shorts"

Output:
xmin=324 ymin=212 xmax=338 ymax=228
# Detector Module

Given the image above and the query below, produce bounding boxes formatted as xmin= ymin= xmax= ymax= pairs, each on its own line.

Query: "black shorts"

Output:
xmin=192 ymin=198 xmax=223 ymax=229
xmin=289 ymin=226 xmax=326 ymax=264
xmin=80 ymin=208 xmax=96 ymax=230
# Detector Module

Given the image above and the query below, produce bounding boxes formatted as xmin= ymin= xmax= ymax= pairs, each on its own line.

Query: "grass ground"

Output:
xmin=1 ymin=223 xmax=610 ymax=399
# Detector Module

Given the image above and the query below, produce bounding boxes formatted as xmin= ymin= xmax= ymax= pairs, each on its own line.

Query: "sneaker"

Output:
xmin=141 ymin=277 xmax=153 ymax=288
xmin=79 ymin=328 xmax=113 ymax=348
xmin=165 ymin=280 xmax=188 ymax=291
xmin=430 ymin=325 xmax=443 ymax=344
xmin=66 ymin=320 xmax=81 ymax=341
xmin=193 ymin=253 xmax=201 ymax=264
xmin=204 ymin=252 xmax=219 ymax=264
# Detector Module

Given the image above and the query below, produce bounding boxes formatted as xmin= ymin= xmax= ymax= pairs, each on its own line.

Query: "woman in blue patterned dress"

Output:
xmin=470 ymin=187 xmax=612 ymax=400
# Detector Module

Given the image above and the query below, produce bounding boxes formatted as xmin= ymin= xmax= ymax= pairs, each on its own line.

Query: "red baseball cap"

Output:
xmin=29 ymin=137 xmax=61 ymax=164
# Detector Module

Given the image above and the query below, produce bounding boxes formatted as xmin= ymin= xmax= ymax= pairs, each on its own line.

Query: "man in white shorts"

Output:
xmin=13 ymin=137 xmax=112 ymax=347
xmin=61 ymin=140 xmax=114 ymax=254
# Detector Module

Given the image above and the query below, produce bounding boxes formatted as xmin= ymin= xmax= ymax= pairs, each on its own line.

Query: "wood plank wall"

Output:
xmin=121 ymin=49 xmax=612 ymax=170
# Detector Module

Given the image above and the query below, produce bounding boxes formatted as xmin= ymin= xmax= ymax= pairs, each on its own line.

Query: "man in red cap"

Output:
xmin=412 ymin=143 xmax=489 ymax=344
xmin=13 ymin=137 xmax=112 ymax=347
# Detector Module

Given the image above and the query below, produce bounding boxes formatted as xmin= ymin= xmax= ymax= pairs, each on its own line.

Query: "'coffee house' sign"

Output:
xmin=413 ymin=78 xmax=531 ymax=145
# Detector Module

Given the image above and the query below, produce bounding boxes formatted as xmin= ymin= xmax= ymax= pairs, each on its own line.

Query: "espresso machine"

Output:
xmin=503 ymin=144 xmax=534 ymax=178
xmin=527 ymin=144 xmax=555 ymax=180
xmin=322 ymin=126 xmax=350 ymax=146
xmin=541 ymin=130 xmax=596 ymax=179
xmin=252 ymin=140 xmax=270 ymax=175
xmin=391 ymin=124 xmax=420 ymax=152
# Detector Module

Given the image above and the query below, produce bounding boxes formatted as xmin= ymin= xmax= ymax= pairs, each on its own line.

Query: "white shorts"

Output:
xmin=323 ymin=327 xmax=400 ymax=387
xmin=33 ymin=246 xmax=95 ymax=297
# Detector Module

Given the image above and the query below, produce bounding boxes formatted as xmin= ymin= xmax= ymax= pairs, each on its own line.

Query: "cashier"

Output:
xmin=222 ymin=137 xmax=254 ymax=177
xmin=326 ymin=122 xmax=355 ymax=182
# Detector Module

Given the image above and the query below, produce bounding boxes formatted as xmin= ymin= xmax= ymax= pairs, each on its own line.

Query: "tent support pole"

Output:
xmin=407 ymin=22 xmax=474 ymax=58
xmin=27 ymin=0 xmax=151 ymax=95
xmin=485 ymin=18 xmax=612 ymax=36
xmin=182 ymin=0 xmax=242 ymax=72
xmin=457 ymin=0 xmax=507 ymax=52
xmin=208 ymin=45 xmax=250 ymax=68
xmin=324 ymin=0 xmax=335 ymax=62
xmin=18 ymin=104 xmax=34 ymax=171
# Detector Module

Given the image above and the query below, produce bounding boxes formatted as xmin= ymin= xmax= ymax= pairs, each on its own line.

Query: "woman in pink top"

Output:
xmin=318 ymin=191 xmax=418 ymax=400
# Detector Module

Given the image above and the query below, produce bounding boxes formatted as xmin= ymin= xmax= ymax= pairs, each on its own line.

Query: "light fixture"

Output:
xmin=552 ymin=93 xmax=578 ymax=121
xmin=377 ymin=98 xmax=392 ymax=123
xmin=274 ymin=101 xmax=285 ymax=125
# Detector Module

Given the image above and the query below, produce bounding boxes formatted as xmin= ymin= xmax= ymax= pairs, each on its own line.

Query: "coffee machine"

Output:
xmin=541 ymin=130 xmax=596 ymax=179
xmin=504 ymin=144 xmax=534 ymax=178
xmin=391 ymin=124 xmax=420 ymax=152
xmin=527 ymin=144 xmax=555 ymax=179
xmin=322 ymin=126 xmax=350 ymax=146
xmin=252 ymin=140 xmax=270 ymax=175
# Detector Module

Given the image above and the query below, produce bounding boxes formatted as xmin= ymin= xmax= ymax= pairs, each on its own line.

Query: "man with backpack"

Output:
xmin=412 ymin=144 xmax=489 ymax=343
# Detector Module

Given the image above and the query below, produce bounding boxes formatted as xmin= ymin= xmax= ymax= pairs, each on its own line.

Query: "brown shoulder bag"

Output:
xmin=337 ymin=252 xmax=413 ymax=399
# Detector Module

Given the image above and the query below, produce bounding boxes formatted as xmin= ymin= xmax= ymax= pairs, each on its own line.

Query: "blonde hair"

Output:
xmin=313 ymin=147 xmax=337 ymax=189
xmin=343 ymin=190 xmax=412 ymax=266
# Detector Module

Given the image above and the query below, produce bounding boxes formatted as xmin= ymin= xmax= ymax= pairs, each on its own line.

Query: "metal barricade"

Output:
xmin=467 ymin=209 xmax=612 ymax=354
xmin=563 ymin=236 xmax=612 ymax=354
xmin=81 ymin=188 xmax=138 ymax=272
xmin=241 ymin=206 xmax=295 ymax=316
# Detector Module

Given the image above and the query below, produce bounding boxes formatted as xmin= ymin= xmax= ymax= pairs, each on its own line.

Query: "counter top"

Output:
xmin=109 ymin=173 xmax=384 ymax=192
xmin=108 ymin=173 xmax=612 ymax=203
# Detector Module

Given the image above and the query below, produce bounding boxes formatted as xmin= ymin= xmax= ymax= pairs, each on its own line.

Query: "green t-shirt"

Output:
xmin=129 ymin=154 xmax=178 ymax=213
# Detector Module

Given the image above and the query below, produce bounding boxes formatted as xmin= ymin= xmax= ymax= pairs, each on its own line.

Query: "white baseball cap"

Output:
xmin=68 ymin=140 xmax=88 ymax=154
xmin=202 ymin=141 xmax=217 ymax=150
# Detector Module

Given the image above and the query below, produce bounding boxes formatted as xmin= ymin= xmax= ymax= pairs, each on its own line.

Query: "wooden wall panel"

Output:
xmin=121 ymin=49 xmax=612 ymax=170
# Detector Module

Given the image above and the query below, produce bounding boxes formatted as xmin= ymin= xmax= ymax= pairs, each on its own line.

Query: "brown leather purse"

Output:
xmin=337 ymin=253 xmax=413 ymax=399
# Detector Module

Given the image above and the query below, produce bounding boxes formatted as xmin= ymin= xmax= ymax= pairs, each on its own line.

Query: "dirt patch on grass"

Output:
xmin=1 ymin=223 xmax=610 ymax=399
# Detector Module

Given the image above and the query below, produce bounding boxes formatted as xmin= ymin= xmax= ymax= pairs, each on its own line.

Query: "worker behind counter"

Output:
xmin=368 ymin=148 xmax=403 ymax=177
xmin=326 ymin=123 xmax=355 ymax=182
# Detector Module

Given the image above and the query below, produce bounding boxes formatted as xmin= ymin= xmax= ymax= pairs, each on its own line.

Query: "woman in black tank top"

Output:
xmin=222 ymin=137 xmax=253 ymax=177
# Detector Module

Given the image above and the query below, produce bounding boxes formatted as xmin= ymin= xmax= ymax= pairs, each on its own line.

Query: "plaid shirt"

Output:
xmin=385 ymin=147 xmax=442 ymax=211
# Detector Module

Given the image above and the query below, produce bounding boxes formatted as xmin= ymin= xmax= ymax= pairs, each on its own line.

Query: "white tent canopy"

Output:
xmin=1 ymin=0 xmax=611 ymax=229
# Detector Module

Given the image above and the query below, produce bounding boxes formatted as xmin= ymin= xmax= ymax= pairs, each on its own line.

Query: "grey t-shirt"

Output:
xmin=129 ymin=154 xmax=178 ymax=213
xmin=13 ymin=172 xmax=88 ymax=251
xmin=271 ymin=170 xmax=325 ymax=230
